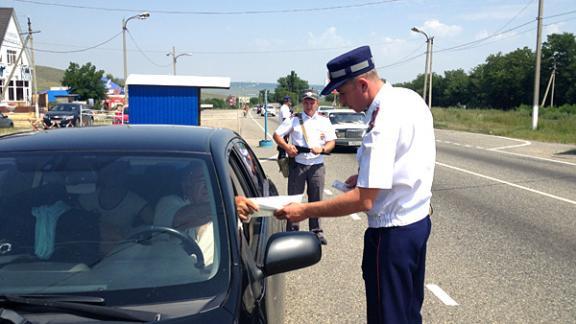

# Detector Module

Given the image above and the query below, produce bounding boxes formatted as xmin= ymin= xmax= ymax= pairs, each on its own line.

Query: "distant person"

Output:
xmin=274 ymin=46 xmax=436 ymax=324
xmin=277 ymin=95 xmax=294 ymax=161
xmin=273 ymin=89 xmax=336 ymax=244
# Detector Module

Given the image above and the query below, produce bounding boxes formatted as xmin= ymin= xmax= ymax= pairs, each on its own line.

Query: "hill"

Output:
xmin=35 ymin=65 xmax=322 ymax=97
xmin=36 ymin=65 xmax=65 ymax=91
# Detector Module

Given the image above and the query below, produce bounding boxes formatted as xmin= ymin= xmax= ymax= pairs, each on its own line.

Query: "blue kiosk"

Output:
xmin=126 ymin=74 xmax=230 ymax=125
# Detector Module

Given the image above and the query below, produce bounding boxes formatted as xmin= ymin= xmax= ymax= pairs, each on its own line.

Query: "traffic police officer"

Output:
xmin=274 ymin=46 xmax=436 ymax=323
xmin=273 ymin=89 xmax=336 ymax=244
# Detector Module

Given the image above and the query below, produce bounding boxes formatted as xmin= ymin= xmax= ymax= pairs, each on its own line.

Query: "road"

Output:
xmin=204 ymin=109 xmax=576 ymax=323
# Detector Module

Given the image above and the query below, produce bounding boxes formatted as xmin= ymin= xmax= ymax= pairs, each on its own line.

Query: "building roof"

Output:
xmin=126 ymin=74 xmax=231 ymax=89
xmin=0 ymin=8 xmax=14 ymax=44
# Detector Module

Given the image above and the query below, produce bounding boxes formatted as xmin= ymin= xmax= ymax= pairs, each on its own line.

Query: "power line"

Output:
xmin=13 ymin=0 xmax=404 ymax=15
xmin=126 ymin=29 xmax=170 ymax=68
xmin=3 ymin=31 xmax=122 ymax=53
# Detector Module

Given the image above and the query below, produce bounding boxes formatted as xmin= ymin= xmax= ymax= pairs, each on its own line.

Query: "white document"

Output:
xmin=249 ymin=194 xmax=304 ymax=217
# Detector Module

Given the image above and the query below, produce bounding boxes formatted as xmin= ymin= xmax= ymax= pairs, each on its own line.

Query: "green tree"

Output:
xmin=541 ymin=33 xmax=576 ymax=106
xmin=61 ymin=62 xmax=106 ymax=102
xmin=441 ymin=69 xmax=470 ymax=107
xmin=275 ymin=71 xmax=309 ymax=102
xmin=470 ymin=47 xmax=534 ymax=109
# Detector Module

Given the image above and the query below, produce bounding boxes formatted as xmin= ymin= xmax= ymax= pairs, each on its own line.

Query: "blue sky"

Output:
xmin=7 ymin=0 xmax=576 ymax=87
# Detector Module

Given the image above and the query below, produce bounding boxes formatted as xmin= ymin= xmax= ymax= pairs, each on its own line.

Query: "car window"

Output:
xmin=232 ymin=141 xmax=266 ymax=195
xmin=52 ymin=104 xmax=78 ymax=112
xmin=329 ymin=112 xmax=365 ymax=124
xmin=228 ymin=151 xmax=263 ymax=257
xmin=0 ymin=153 xmax=228 ymax=298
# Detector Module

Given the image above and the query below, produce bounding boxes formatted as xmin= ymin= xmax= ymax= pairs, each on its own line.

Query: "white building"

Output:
xmin=0 ymin=7 xmax=33 ymax=106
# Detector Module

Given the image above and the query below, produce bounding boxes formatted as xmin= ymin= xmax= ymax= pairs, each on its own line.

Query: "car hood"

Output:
xmin=46 ymin=111 xmax=76 ymax=117
xmin=19 ymin=297 xmax=236 ymax=323
xmin=332 ymin=123 xmax=367 ymax=130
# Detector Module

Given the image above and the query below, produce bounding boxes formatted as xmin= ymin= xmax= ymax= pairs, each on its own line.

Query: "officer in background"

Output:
xmin=277 ymin=96 xmax=293 ymax=160
xmin=273 ymin=89 xmax=336 ymax=245
xmin=274 ymin=46 xmax=436 ymax=323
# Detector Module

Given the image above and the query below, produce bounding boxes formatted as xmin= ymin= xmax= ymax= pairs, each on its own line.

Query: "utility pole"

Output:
xmin=427 ymin=37 xmax=434 ymax=109
xmin=171 ymin=46 xmax=176 ymax=75
xmin=166 ymin=46 xmax=191 ymax=75
xmin=541 ymin=59 xmax=556 ymax=108
xmin=411 ymin=27 xmax=433 ymax=108
xmin=28 ymin=18 xmax=40 ymax=118
xmin=531 ymin=0 xmax=544 ymax=130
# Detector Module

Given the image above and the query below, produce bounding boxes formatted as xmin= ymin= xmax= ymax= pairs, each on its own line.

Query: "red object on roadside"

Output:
xmin=113 ymin=107 xmax=129 ymax=125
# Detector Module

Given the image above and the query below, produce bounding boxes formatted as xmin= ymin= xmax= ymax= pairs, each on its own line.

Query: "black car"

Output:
xmin=44 ymin=103 xmax=94 ymax=128
xmin=0 ymin=126 xmax=321 ymax=323
xmin=0 ymin=112 xmax=13 ymax=128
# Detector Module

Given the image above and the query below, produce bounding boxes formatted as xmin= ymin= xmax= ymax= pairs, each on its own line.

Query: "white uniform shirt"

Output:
xmin=279 ymin=104 xmax=292 ymax=121
xmin=275 ymin=112 xmax=337 ymax=166
xmin=356 ymin=82 xmax=436 ymax=228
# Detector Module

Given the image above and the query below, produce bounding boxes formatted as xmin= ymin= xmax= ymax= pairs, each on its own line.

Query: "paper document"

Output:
xmin=249 ymin=194 xmax=304 ymax=217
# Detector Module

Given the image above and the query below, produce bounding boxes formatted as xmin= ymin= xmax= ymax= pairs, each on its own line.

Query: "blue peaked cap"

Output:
xmin=321 ymin=46 xmax=375 ymax=95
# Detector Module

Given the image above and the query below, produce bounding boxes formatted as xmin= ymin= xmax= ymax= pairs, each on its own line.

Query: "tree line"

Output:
xmin=396 ymin=33 xmax=576 ymax=110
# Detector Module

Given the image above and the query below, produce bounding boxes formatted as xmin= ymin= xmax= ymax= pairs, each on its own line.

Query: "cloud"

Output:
xmin=306 ymin=27 xmax=351 ymax=48
xmin=416 ymin=19 xmax=463 ymax=37
xmin=545 ymin=23 xmax=563 ymax=36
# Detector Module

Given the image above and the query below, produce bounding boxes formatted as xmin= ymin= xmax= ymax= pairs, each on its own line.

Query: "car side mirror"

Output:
xmin=262 ymin=231 xmax=322 ymax=277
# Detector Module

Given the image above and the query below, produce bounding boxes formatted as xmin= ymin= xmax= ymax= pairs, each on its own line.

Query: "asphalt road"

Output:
xmin=204 ymin=109 xmax=576 ymax=324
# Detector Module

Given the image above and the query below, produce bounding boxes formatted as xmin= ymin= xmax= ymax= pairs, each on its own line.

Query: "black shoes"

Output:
xmin=312 ymin=230 xmax=327 ymax=245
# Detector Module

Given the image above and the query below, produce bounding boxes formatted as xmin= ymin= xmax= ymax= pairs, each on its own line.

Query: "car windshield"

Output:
xmin=329 ymin=112 xmax=365 ymax=124
xmin=51 ymin=104 xmax=79 ymax=112
xmin=0 ymin=153 xmax=227 ymax=300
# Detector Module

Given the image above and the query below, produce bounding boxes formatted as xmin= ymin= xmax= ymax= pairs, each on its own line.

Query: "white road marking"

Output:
xmin=324 ymin=189 xmax=334 ymax=196
xmin=350 ymin=213 xmax=361 ymax=220
xmin=436 ymin=161 xmax=576 ymax=206
xmin=436 ymin=138 xmax=576 ymax=166
xmin=426 ymin=284 xmax=459 ymax=306
xmin=488 ymin=149 xmax=576 ymax=167
xmin=249 ymin=112 xmax=274 ymax=139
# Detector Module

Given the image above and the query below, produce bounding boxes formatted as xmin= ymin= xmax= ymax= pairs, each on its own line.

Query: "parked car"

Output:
xmin=260 ymin=105 xmax=276 ymax=117
xmin=0 ymin=125 xmax=321 ymax=323
xmin=0 ymin=112 xmax=13 ymax=128
xmin=327 ymin=109 xmax=367 ymax=146
xmin=43 ymin=102 xmax=94 ymax=128
xmin=113 ymin=106 xmax=129 ymax=125
xmin=317 ymin=105 xmax=336 ymax=116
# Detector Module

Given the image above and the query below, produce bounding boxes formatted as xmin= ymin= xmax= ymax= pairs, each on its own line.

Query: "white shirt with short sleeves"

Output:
xmin=275 ymin=112 xmax=337 ymax=166
xmin=356 ymin=82 xmax=436 ymax=228
xmin=279 ymin=104 xmax=292 ymax=121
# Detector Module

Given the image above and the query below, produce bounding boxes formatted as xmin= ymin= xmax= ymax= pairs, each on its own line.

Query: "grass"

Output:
xmin=432 ymin=107 xmax=576 ymax=144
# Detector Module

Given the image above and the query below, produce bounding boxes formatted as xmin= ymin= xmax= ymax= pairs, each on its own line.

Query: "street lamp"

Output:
xmin=411 ymin=27 xmax=434 ymax=108
xmin=122 ymin=11 xmax=150 ymax=97
xmin=166 ymin=46 xmax=192 ymax=75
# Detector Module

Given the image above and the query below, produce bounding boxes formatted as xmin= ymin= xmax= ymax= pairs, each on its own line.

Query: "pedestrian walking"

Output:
xmin=274 ymin=46 xmax=436 ymax=323
xmin=273 ymin=89 xmax=336 ymax=244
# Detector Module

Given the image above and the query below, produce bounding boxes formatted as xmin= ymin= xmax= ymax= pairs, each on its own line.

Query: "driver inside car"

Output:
xmin=154 ymin=163 xmax=215 ymax=267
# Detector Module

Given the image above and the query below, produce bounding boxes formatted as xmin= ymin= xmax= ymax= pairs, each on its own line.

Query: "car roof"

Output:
xmin=0 ymin=125 xmax=238 ymax=154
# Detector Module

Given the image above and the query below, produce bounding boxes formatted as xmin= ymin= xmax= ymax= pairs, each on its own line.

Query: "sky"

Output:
xmin=5 ymin=0 xmax=576 ymax=89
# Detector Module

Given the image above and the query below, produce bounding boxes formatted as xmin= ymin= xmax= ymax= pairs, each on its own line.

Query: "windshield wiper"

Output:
xmin=0 ymin=295 xmax=162 ymax=322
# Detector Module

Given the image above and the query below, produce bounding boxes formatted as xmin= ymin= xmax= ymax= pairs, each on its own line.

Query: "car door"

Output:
xmin=227 ymin=139 xmax=284 ymax=323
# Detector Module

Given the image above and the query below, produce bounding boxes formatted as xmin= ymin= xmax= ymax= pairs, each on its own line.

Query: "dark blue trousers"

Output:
xmin=362 ymin=216 xmax=431 ymax=324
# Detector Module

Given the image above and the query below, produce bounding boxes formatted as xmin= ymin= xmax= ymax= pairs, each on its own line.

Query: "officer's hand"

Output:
xmin=310 ymin=147 xmax=323 ymax=155
xmin=345 ymin=174 xmax=358 ymax=187
xmin=286 ymin=145 xmax=299 ymax=157
xmin=274 ymin=203 xmax=309 ymax=223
